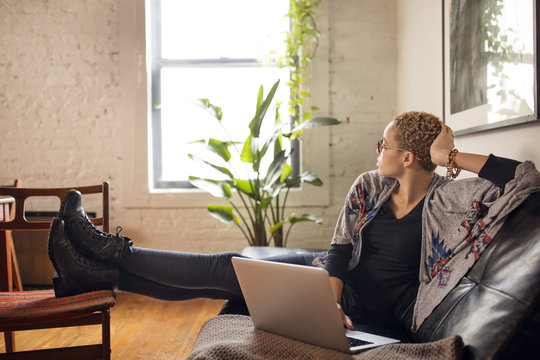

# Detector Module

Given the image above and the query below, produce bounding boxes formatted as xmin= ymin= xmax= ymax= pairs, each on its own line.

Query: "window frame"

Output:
xmin=120 ymin=0 xmax=330 ymax=209
xmin=149 ymin=0 xmax=299 ymax=190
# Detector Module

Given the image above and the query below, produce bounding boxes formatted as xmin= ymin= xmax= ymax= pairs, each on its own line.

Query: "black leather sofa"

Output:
xmin=220 ymin=192 xmax=540 ymax=359
xmin=405 ymin=191 xmax=540 ymax=359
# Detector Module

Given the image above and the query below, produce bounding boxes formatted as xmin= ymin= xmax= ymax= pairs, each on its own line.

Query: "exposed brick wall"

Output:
xmin=0 ymin=0 xmax=396 ymax=253
xmin=0 ymin=0 xmax=121 ymax=215
xmin=328 ymin=0 xmax=396 ymax=208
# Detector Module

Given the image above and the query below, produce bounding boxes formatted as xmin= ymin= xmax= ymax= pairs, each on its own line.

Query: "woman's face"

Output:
xmin=376 ymin=121 xmax=406 ymax=177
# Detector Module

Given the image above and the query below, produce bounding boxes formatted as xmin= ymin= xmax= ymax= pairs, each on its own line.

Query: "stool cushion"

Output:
xmin=0 ymin=290 xmax=115 ymax=326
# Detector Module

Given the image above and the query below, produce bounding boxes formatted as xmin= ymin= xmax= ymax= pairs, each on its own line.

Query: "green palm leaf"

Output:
xmin=190 ymin=138 xmax=231 ymax=162
xmin=188 ymin=176 xmax=231 ymax=198
xmin=249 ymin=80 xmax=280 ymax=137
xmin=231 ymin=179 xmax=256 ymax=197
xmin=284 ymin=117 xmax=341 ymax=137
xmin=199 ymin=99 xmax=223 ymax=121
xmin=264 ymin=150 xmax=287 ymax=186
xmin=187 ymin=154 xmax=234 ymax=179
xmin=290 ymin=214 xmax=322 ymax=225
xmin=285 ymin=171 xmax=323 ymax=187
xmin=207 ymin=205 xmax=240 ymax=225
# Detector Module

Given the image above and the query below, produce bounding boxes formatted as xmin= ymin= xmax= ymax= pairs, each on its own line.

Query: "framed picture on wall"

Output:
xmin=443 ymin=0 xmax=539 ymax=135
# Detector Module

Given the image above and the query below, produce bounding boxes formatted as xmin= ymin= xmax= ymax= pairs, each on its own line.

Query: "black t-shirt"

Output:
xmin=325 ymin=154 xmax=521 ymax=314
xmin=347 ymin=195 xmax=423 ymax=313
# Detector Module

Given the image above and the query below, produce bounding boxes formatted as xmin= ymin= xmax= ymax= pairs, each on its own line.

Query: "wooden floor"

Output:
xmin=0 ymin=292 xmax=225 ymax=359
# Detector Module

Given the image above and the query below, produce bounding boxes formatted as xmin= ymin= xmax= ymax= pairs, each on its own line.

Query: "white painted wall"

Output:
xmin=396 ymin=0 xmax=540 ymax=178
xmin=0 ymin=0 xmax=398 ymax=253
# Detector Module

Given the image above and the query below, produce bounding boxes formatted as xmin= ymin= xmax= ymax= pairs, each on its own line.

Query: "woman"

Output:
xmin=48 ymin=111 xmax=540 ymax=333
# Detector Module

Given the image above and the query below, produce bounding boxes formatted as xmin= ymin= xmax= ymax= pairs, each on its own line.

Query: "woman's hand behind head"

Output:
xmin=430 ymin=121 xmax=455 ymax=167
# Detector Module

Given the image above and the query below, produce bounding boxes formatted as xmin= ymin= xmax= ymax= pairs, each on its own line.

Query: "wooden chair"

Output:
xmin=0 ymin=182 xmax=115 ymax=360
xmin=0 ymin=179 xmax=23 ymax=292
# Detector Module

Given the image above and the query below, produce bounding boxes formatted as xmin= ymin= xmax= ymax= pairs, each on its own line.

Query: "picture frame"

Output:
xmin=442 ymin=0 xmax=540 ymax=135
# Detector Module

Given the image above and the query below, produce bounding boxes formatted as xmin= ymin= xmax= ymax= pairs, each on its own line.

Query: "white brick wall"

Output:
xmin=328 ymin=0 xmax=396 ymax=200
xmin=0 ymin=0 xmax=122 ymax=215
xmin=0 ymin=0 xmax=396 ymax=253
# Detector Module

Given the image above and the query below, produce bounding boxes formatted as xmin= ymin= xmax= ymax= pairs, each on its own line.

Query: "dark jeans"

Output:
xmin=118 ymin=247 xmax=326 ymax=302
xmin=117 ymin=247 xmax=412 ymax=340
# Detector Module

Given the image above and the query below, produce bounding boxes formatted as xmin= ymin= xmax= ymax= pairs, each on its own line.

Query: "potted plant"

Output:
xmin=188 ymin=80 xmax=340 ymax=247
xmin=189 ymin=0 xmax=333 ymax=247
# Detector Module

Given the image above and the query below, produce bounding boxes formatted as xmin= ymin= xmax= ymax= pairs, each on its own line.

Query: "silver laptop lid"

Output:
xmin=231 ymin=256 xmax=351 ymax=352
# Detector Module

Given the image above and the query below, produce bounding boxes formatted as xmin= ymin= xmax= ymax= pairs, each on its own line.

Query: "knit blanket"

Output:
xmin=187 ymin=315 xmax=463 ymax=360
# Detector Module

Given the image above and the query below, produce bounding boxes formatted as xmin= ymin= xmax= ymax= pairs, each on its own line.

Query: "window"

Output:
xmin=149 ymin=0 xmax=292 ymax=190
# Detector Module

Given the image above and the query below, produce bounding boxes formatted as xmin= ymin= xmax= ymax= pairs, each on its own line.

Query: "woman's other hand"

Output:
xmin=430 ymin=121 xmax=455 ymax=166
xmin=337 ymin=302 xmax=354 ymax=330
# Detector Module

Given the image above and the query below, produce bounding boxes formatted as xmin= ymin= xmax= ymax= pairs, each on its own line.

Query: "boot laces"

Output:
xmin=79 ymin=216 xmax=116 ymax=241
xmin=77 ymin=217 xmax=132 ymax=246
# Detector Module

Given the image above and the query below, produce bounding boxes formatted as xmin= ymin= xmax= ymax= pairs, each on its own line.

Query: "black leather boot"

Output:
xmin=48 ymin=217 xmax=118 ymax=297
xmin=60 ymin=189 xmax=132 ymax=266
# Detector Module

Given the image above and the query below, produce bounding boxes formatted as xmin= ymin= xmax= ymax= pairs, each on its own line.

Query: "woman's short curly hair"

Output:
xmin=393 ymin=111 xmax=442 ymax=171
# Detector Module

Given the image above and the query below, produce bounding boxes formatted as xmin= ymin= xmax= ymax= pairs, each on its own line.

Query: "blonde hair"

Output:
xmin=393 ymin=111 xmax=442 ymax=171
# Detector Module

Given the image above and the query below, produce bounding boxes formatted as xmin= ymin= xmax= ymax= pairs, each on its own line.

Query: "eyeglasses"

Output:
xmin=377 ymin=139 xmax=407 ymax=154
xmin=377 ymin=139 xmax=422 ymax=160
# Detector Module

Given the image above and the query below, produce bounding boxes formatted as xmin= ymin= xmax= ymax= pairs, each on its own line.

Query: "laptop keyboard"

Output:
xmin=347 ymin=336 xmax=374 ymax=347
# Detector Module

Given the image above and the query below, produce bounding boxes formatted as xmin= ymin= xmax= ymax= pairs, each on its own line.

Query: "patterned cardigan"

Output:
xmin=328 ymin=161 xmax=540 ymax=331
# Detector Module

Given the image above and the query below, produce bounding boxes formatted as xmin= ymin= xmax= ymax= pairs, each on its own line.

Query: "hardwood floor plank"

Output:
xmin=0 ymin=292 xmax=225 ymax=358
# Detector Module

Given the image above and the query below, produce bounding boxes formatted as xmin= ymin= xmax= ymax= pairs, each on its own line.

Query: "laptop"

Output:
xmin=231 ymin=257 xmax=400 ymax=353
